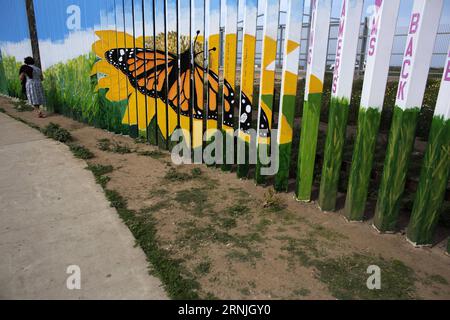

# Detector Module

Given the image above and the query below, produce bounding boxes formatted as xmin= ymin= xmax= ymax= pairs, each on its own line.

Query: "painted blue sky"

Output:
xmin=0 ymin=0 xmax=449 ymax=68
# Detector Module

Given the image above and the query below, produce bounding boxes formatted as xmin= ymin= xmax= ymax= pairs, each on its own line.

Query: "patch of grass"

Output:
xmin=255 ymin=218 xmax=272 ymax=233
xmin=142 ymin=201 xmax=170 ymax=213
xmin=191 ymin=167 xmax=202 ymax=177
xmin=315 ymin=253 xmax=417 ymax=300
xmin=226 ymin=249 xmax=263 ymax=265
xmin=138 ymin=149 xmax=165 ymax=159
xmin=228 ymin=187 xmax=250 ymax=198
xmin=86 ymin=163 xmax=113 ymax=177
xmin=164 ymin=168 xmax=192 ymax=182
xmin=149 ymin=188 xmax=169 ymax=199
xmin=0 ymin=107 xmax=5 ymax=113
xmin=174 ymin=188 xmax=210 ymax=216
xmin=134 ymin=136 xmax=147 ymax=144
xmin=69 ymin=144 xmax=94 ymax=159
xmin=293 ymin=288 xmax=310 ymax=297
xmin=111 ymin=141 xmax=131 ymax=154
xmin=239 ymin=287 xmax=251 ymax=296
xmin=226 ymin=204 xmax=249 ymax=217
xmin=97 ymin=138 xmax=111 ymax=151
xmin=194 ymin=261 xmax=211 ymax=276
xmin=96 ymin=175 xmax=111 ymax=188
xmin=280 ymin=237 xmax=317 ymax=267
xmin=219 ymin=217 xmax=237 ymax=230
xmin=105 ymin=189 xmax=127 ymax=209
xmin=427 ymin=274 xmax=448 ymax=286
xmin=12 ymin=100 xmax=34 ymax=112
xmin=117 ymin=207 xmax=200 ymax=299
xmin=42 ymin=122 xmax=72 ymax=143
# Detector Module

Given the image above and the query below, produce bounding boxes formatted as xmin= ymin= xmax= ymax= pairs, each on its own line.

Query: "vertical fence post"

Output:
xmin=295 ymin=0 xmax=331 ymax=201
xmin=236 ymin=0 xmax=258 ymax=178
xmin=0 ymin=49 xmax=7 ymax=95
xmin=373 ymin=0 xmax=443 ymax=232
xmin=406 ymin=45 xmax=450 ymax=245
xmin=221 ymin=0 xmax=239 ymax=171
xmin=255 ymin=0 xmax=280 ymax=184
xmin=191 ymin=0 xmax=206 ymax=159
xmin=359 ymin=17 xmax=368 ymax=76
xmin=205 ymin=0 xmax=221 ymax=157
xmin=318 ymin=0 xmax=363 ymax=211
xmin=273 ymin=0 xmax=304 ymax=191
xmin=344 ymin=0 xmax=400 ymax=221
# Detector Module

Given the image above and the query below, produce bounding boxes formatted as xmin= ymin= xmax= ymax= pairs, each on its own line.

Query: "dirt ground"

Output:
xmin=1 ymin=95 xmax=449 ymax=300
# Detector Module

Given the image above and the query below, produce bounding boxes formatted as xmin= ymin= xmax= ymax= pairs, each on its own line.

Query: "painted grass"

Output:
xmin=274 ymin=95 xmax=297 ymax=192
xmin=374 ymin=106 xmax=420 ymax=232
xmin=236 ymin=140 xmax=250 ymax=178
xmin=0 ymin=54 xmax=8 ymax=95
xmin=344 ymin=107 xmax=382 ymax=221
xmin=255 ymin=144 xmax=269 ymax=185
xmin=274 ymin=143 xmax=292 ymax=191
xmin=318 ymin=97 xmax=350 ymax=211
xmin=221 ymin=129 xmax=234 ymax=171
xmin=407 ymin=116 xmax=450 ymax=245
xmin=2 ymin=56 xmax=23 ymax=98
xmin=296 ymin=93 xmax=323 ymax=200
xmin=44 ymin=54 xmax=129 ymax=135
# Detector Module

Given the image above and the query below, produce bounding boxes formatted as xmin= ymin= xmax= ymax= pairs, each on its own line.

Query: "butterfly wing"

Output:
xmin=105 ymin=48 xmax=176 ymax=100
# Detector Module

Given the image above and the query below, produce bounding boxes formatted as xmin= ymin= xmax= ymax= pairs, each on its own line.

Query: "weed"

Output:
xmin=263 ymin=188 xmax=285 ymax=212
xmin=194 ymin=261 xmax=211 ymax=276
xmin=69 ymin=144 xmax=94 ymax=159
xmin=138 ymin=149 xmax=165 ymax=159
xmin=97 ymin=138 xmax=111 ymax=151
xmin=111 ymin=141 xmax=131 ymax=154
xmin=0 ymin=107 xmax=5 ymax=113
xmin=96 ymin=175 xmax=111 ymax=188
xmin=42 ymin=123 xmax=72 ymax=143
xmin=240 ymin=288 xmax=251 ymax=296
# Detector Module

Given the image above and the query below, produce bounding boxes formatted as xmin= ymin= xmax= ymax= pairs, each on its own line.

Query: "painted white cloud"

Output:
xmin=0 ymin=28 xmax=96 ymax=70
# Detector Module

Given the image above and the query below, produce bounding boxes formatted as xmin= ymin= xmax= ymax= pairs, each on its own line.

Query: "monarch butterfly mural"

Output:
xmin=94 ymin=30 xmax=269 ymax=148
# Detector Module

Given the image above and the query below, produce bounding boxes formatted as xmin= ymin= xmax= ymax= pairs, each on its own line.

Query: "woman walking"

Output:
xmin=19 ymin=57 xmax=46 ymax=118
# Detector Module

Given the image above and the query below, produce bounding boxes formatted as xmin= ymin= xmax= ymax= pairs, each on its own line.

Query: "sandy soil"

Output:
xmin=1 ymin=95 xmax=449 ymax=300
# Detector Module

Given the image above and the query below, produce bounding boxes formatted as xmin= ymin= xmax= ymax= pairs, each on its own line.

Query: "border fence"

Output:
xmin=0 ymin=0 xmax=449 ymax=252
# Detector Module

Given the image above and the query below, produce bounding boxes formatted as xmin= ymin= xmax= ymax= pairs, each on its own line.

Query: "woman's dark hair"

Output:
xmin=24 ymin=57 xmax=35 ymax=65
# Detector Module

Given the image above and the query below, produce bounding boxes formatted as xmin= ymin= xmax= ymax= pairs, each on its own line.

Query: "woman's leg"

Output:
xmin=34 ymin=105 xmax=45 ymax=118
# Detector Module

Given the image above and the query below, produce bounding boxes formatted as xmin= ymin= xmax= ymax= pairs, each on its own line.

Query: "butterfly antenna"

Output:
xmin=193 ymin=30 xmax=200 ymax=47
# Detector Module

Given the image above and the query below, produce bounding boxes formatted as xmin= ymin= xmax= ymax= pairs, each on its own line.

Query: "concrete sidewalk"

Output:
xmin=0 ymin=112 xmax=167 ymax=299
